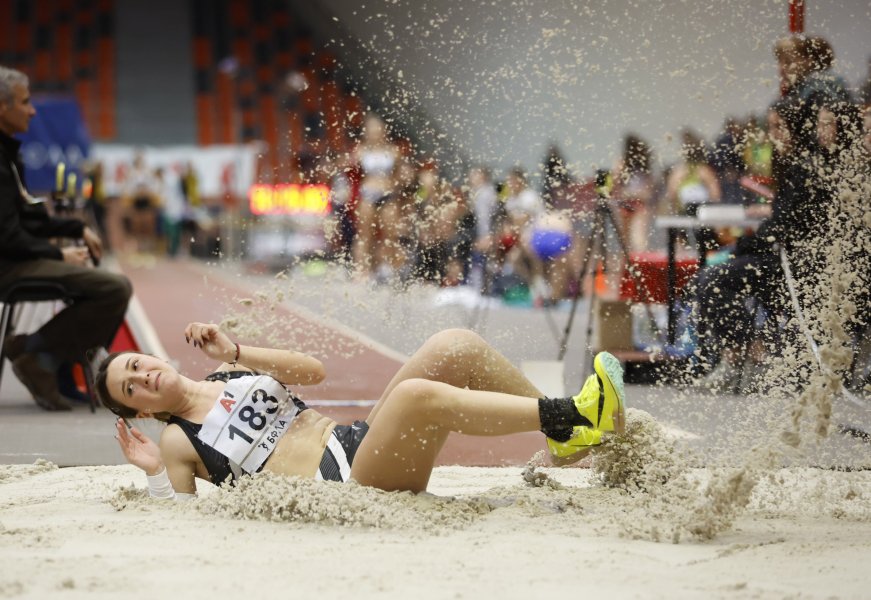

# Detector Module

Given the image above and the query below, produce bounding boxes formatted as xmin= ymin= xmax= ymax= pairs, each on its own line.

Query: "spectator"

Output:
xmin=778 ymin=35 xmax=853 ymax=158
xmin=611 ymin=133 xmax=656 ymax=252
xmin=503 ymin=166 xmax=545 ymax=229
xmin=155 ymin=166 xmax=187 ymax=258
xmin=540 ymin=144 xmax=572 ymax=210
xmin=0 ymin=66 xmax=132 ymax=410
xmin=693 ymin=102 xmax=800 ymax=388
xmin=774 ymin=34 xmax=807 ymax=97
xmin=665 ymin=129 xmax=721 ymax=216
xmin=693 ymin=64 xmax=861 ymax=389
xmin=320 ymin=152 xmax=357 ymax=262
xmin=665 ymin=128 xmax=721 ymax=255
xmin=711 ymin=118 xmax=748 ymax=206
xmin=413 ymin=170 xmax=473 ymax=285
xmin=498 ymin=167 xmax=545 ymax=294
xmin=467 ymin=165 xmax=498 ymax=290
xmin=741 ymin=116 xmax=774 ymax=186
xmin=121 ymin=152 xmax=161 ymax=260
xmin=522 ymin=209 xmax=583 ymax=305
xmin=378 ymin=157 xmax=419 ymax=282
xmin=351 ymin=113 xmax=399 ymax=277
xmin=82 ymin=161 xmax=109 ymax=247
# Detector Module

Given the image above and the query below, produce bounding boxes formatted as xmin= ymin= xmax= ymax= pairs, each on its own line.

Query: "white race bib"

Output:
xmin=197 ymin=375 xmax=299 ymax=474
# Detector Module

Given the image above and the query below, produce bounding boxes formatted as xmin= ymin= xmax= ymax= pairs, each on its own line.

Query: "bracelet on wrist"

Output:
xmin=232 ymin=342 xmax=240 ymax=364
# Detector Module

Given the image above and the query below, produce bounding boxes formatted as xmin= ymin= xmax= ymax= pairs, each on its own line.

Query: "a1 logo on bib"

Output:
xmin=198 ymin=375 xmax=299 ymax=474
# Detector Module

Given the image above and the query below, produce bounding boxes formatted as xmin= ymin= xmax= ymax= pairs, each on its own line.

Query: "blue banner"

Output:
xmin=17 ymin=97 xmax=91 ymax=194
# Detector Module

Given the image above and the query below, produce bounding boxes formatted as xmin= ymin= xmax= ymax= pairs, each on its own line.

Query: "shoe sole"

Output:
xmin=594 ymin=352 xmax=625 ymax=432
xmin=11 ymin=362 xmax=71 ymax=412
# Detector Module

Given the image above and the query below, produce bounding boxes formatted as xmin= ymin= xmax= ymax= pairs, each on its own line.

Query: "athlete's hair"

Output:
xmin=95 ymin=351 xmax=171 ymax=422
xmin=0 ymin=66 xmax=28 ymax=106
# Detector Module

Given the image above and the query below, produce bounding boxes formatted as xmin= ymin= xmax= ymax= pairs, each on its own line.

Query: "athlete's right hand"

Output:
xmin=115 ymin=419 xmax=163 ymax=475
xmin=184 ymin=322 xmax=236 ymax=363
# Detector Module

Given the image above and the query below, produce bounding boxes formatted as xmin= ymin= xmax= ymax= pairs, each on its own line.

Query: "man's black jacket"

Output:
xmin=0 ymin=131 xmax=84 ymax=262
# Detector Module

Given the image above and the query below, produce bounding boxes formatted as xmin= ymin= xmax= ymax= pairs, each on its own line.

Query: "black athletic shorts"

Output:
xmin=318 ymin=420 xmax=369 ymax=482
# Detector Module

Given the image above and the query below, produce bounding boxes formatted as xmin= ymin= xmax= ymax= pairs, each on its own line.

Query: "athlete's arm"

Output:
xmin=184 ymin=321 xmax=326 ymax=386
xmin=115 ymin=420 xmax=196 ymax=501
xmin=159 ymin=425 xmax=199 ymax=495
xmin=115 ymin=418 xmax=163 ymax=474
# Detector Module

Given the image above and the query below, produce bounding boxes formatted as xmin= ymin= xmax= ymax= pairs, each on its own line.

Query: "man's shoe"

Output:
xmin=3 ymin=334 xmax=28 ymax=362
xmin=546 ymin=352 xmax=626 ymax=460
xmin=11 ymin=353 xmax=71 ymax=411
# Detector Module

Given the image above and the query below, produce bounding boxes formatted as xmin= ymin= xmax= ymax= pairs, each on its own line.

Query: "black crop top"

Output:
xmin=168 ymin=371 xmax=308 ymax=485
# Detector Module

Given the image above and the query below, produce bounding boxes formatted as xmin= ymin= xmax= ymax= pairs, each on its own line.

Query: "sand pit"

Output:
xmin=1 ymin=456 xmax=870 ymax=599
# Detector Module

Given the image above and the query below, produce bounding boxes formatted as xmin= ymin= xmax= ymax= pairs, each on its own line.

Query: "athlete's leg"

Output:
xmin=353 ymin=378 xmax=542 ymax=492
xmin=366 ymin=328 xmax=541 ymax=425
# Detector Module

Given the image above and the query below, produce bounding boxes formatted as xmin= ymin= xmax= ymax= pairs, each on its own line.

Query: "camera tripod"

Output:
xmin=557 ymin=170 xmax=663 ymax=378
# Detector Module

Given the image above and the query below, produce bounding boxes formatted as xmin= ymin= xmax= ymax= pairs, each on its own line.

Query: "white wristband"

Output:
xmin=146 ymin=467 xmax=176 ymax=500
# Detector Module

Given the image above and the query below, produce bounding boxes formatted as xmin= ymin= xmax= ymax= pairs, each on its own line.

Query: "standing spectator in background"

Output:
xmin=501 ymin=167 xmax=545 ymax=295
xmin=122 ymin=152 xmax=161 ymax=261
xmin=467 ymin=165 xmax=498 ymax=290
xmin=83 ymin=161 xmax=109 ymax=247
xmin=742 ymin=116 xmax=774 ymax=192
xmin=413 ymin=169 xmax=474 ymax=285
xmin=374 ymin=157 xmax=417 ymax=283
xmin=321 ymin=152 xmax=357 ymax=263
xmin=611 ymin=133 xmax=656 ymax=252
xmin=666 ymin=129 xmax=721 ymax=215
xmin=351 ymin=113 xmax=399 ymax=277
xmin=665 ymin=129 xmax=721 ymax=255
xmin=503 ymin=167 xmax=545 ymax=232
xmin=540 ymin=145 xmax=573 ymax=210
xmin=522 ymin=208 xmax=583 ymax=306
xmin=711 ymin=118 xmax=748 ymax=206
xmin=155 ymin=167 xmax=187 ymax=258
xmin=0 ymin=65 xmax=131 ymax=410
xmin=179 ymin=162 xmax=203 ymax=254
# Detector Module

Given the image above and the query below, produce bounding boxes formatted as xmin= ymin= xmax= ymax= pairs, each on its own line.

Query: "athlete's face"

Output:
xmin=105 ymin=353 xmax=179 ymax=414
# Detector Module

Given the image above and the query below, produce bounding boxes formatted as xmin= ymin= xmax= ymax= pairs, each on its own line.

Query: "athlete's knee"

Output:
xmin=426 ymin=328 xmax=485 ymax=354
xmin=388 ymin=378 xmax=451 ymax=412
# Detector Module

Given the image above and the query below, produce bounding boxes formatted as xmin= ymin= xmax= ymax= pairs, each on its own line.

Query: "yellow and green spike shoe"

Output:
xmin=545 ymin=352 xmax=626 ymax=460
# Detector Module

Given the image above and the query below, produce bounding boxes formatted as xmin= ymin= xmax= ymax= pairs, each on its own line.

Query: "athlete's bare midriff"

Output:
xmin=262 ymin=408 xmax=336 ymax=478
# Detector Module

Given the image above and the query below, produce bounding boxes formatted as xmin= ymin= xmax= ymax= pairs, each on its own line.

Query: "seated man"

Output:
xmin=0 ymin=66 xmax=132 ymax=410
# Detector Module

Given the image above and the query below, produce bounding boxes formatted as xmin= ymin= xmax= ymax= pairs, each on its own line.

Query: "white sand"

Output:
xmin=1 ymin=460 xmax=870 ymax=600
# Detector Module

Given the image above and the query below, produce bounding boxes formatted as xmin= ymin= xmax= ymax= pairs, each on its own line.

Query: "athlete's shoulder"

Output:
xmin=160 ymin=422 xmax=198 ymax=462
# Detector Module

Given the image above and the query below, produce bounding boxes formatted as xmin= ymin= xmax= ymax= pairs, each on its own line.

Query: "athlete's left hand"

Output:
xmin=184 ymin=322 xmax=236 ymax=363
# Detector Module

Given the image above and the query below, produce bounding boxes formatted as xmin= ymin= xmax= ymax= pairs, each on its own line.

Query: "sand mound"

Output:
xmin=0 ymin=459 xmax=56 ymax=484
